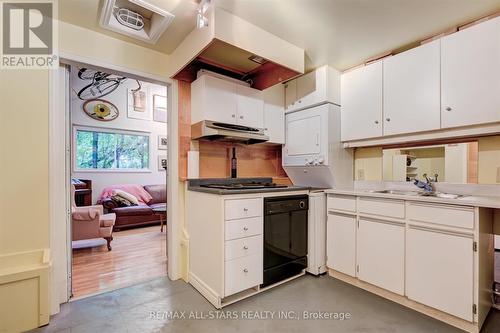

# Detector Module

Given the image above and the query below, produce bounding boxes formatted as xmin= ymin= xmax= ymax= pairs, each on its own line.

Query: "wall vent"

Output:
xmin=100 ymin=0 xmax=174 ymax=44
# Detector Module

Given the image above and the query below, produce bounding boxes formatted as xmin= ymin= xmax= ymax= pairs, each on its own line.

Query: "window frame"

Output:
xmin=72 ymin=125 xmax=152 ymax=173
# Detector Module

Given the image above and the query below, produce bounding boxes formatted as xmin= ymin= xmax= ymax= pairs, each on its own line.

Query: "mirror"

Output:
xmin=382 ymin=142 xmax=478 ymax=183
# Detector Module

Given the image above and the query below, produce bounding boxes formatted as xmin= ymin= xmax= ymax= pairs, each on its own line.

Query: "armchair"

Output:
xmin=71 ymin=185 xmax=116 ymax=251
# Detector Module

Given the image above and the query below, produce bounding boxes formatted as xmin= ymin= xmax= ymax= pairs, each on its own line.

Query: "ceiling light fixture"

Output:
xmin=196 ymin=0 xmax=210 ymax=29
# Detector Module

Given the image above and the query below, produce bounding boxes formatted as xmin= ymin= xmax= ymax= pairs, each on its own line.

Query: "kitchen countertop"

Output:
xmin=325 ymin=188 xmax=500 ymax=210
xmin=189 ymin=185 xmax=311 ymax=195
xmin=187 ymin=177 xmax=311 ymax=195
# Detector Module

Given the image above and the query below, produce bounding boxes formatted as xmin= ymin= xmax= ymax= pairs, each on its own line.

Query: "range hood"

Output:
xmin=191 ymin=120 xmax=269 ymax=144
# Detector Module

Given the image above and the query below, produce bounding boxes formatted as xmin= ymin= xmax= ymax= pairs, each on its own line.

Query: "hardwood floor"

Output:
xmin=72 ymin=226 xmax=167 ymax=299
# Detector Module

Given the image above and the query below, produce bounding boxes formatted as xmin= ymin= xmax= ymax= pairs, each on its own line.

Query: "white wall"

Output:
xmin=70 ymin=66 xmax=168 ymax=203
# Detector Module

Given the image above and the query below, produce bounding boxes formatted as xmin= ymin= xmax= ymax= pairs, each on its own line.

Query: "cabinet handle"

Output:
xmin=316 ymin=133 xmax=319 ymax=146
xmin=243 ymin=226 xmax=248 ymax=231
xmin=243 ymin=268 xmax=248 ymax=273
xmin=240 ymin=115 xmax=244 ymax=119
xmin=386 ymin=118 xmax=391 ymax=122
xmin=298 ymin=100 xmax=302 ymax=103
xmin=445 ymin=106 xmax=452 ymax=112
xmin=232 ymin=114 xmax=236 ymax=118
xmin=264 ymin=128 xmax=268 ymax=131
xmin=243 ymin=208 xmax=248 ymax=212
xmin=374 ymin=120 xmax=379 ymax=124
xmin=243 ymin=246 xmax=248 ymax=250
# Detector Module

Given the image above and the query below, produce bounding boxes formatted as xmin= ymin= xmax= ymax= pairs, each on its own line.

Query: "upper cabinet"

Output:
xmin=191 ymin=74 xmax=237 ymax=124
xmin=341 ymin=16 xmax=500 ymax=143
xmin=236 ymin=85 xmax=264 ymax=128
xmin=441 ymin=16 xmax=500 ymax=128
xmin=262 ymin=84 xmax=285 ymax=144
xmin=284 ymin=65 xmax=340 ymax=112
xmin=341 ymin=61 xmax=383 ymax=141
xmin=383 ymin=40 xmax=441 ymax=136
xmin=191 ymin=73 xmax=264 ymax=128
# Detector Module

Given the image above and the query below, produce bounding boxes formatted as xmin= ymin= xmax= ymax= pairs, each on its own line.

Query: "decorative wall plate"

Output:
xmin=83 ymin=99 xmax=119 ymax=121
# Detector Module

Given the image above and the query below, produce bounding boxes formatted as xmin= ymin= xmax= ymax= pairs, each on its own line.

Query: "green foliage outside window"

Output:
xmin=76 ymin=129 xmax=149 ymax=170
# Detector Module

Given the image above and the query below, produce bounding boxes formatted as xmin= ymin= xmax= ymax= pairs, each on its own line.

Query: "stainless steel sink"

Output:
xmin=365 ymin=189 xmax=420 ymax=196
xmin=363 ymin=189 xmax=464 ymax=199
xmin=419 ymin=192 xmax=464 ymax=199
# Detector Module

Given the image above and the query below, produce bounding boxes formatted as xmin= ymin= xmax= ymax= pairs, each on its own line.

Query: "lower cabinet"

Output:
xmin=357 ymin=218 xmax=405 ymax=295
xmin=225 ymin=253 xmax=263 ymax=296
xmin=406 ymin=226 xmax=474 ymax=322
xmin=327 ymin=213 xmax=356 ymax=276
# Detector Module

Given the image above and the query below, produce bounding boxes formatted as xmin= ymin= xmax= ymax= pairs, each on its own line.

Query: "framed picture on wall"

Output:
xmin=158 ymin=135 xmax=168 ymax=150
xmin=158 ymin=155 xmax=167 ymax=171
xmin=153 ymin=94 xmax=167 ymax=123
xmin=127 ymin=86 xmax=151 ymax=121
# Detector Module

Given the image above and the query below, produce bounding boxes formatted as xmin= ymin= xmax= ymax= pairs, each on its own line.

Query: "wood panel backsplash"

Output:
xmin=178 ymin=81 xmax=290 ymax=183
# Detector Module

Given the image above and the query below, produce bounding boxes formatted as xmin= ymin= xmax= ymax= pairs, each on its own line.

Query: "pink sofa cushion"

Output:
xmin=99 ymin=184 xmax=153 ymax=205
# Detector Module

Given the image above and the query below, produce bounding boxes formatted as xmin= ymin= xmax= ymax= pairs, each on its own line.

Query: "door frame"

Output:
xmin=48 ymin=51 xmax=180 ymax=314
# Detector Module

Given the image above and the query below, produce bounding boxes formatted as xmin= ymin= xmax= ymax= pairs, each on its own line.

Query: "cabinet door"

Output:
xmin=357 ymin=218 xmax=405 ymax=295
xmin=383 ymin=40 xmax=440 ymax=135
xmin=406 ymin=226 xmax=473 ymax=321
xmin=327 ymin=213 xmax=356 ymax=276
xmin=296 ymin=70 xmax=317 ymax=107
xmin=284 ymin=79 xmax=297 ymax=111
xmin=286 ymin=114 xmax=321 ymax=156
xmin=203 ymin=75 xmax=237 ymax=124
xmin=341 ymin=62 xmax=383 ymax=141
xmin=263 ymin=84 xmax=285 ymax=144
xmin=236 ymin=85 xmax=264 ymax=128
xmin=441 ymin=17 xmax=500 ymax=128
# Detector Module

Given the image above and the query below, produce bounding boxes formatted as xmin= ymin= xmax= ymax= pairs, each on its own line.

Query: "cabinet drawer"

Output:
xmin=225 ymin=217 xmax=263 ymax=241
xmin=225 ymin=254 xmax=263 ymax=296
xmin=225 ymin=198 xmax=262 ymax=220
xmin=225 ymin=235 xmax=262 ymax=261
xmin=407 ymin=202 xmax=474 ymax=229
xmin=327 ymin=194 xmax=356 ymax=212
xmin=358 ymin=197 xmax=405 ymax=219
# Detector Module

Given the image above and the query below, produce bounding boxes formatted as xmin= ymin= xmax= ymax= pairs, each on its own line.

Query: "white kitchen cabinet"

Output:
xmin=327 ymin=213 xmax=357 ymax=277
xmin=284 ymin=65 xmax=340 ymax=112
xmin=383 ymin=40 xmax=441 ymax=135
xmin=341 ymin=61 xmax=383 ymax=141
xmin=191 ymin=74 xmax=237 ymax=124
xmin=284 ymin=79 xmax=297 ymax=111
xmin=236 ymin=85 xmax=264 ymax=128
xmin=191 ymin=73 xmax=264 ymax=128
xmin=357 ymin=218 xmax=405 ymax=295
xmin=406 ymin=225 xmax=474 ymax=321
xmin=441 ymin=16 xmax=500 ymax=128
xmin=263 ymin=84 xmax=285 ymax=144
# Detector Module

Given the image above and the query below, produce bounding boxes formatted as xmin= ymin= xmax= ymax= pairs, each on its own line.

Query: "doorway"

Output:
xmin=64 ymin=63 xmax=170 ymax=299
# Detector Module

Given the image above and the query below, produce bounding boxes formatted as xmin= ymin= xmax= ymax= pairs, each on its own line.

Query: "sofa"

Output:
xmin=99 ymin=184 xmax=166 ymax=231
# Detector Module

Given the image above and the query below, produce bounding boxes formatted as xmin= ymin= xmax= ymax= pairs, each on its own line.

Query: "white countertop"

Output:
xmin=325 ymin=188 xmax=500 ymax=210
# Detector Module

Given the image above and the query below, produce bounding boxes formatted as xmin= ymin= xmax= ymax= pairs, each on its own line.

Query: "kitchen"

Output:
xmin=3 ymin=1 xmax=500 ymax=333
xmin=173 ymin=6 xmax=500 ymax=333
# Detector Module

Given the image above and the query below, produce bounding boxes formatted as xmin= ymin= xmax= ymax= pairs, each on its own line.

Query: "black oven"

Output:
xmin=262 ymin=195 xmax=308 ymax=287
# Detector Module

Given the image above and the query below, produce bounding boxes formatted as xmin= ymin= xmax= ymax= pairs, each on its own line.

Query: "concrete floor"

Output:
xmin=30 ymin=275 xmax=500 ymax=333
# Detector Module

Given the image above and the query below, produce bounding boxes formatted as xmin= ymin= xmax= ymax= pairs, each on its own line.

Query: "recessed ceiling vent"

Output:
xmin=100 ymin=0 xmax=175 ymax=44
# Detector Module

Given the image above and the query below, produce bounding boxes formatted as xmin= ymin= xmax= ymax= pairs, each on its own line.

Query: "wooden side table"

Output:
xmin=152 ymin=207 xmax=167 ymax=232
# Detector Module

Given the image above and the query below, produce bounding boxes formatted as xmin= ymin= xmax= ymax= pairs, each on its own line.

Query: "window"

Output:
xmin=75 ymin=128 xmax=149 ymax=171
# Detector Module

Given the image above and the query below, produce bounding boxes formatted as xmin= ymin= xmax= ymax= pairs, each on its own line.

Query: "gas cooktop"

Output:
xmin=200 ymin=182 xmax=288 ymax=190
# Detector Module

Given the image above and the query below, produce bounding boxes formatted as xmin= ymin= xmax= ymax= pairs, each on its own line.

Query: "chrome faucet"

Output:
xmin=413 ymin=174 xmax=434 ymax=193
